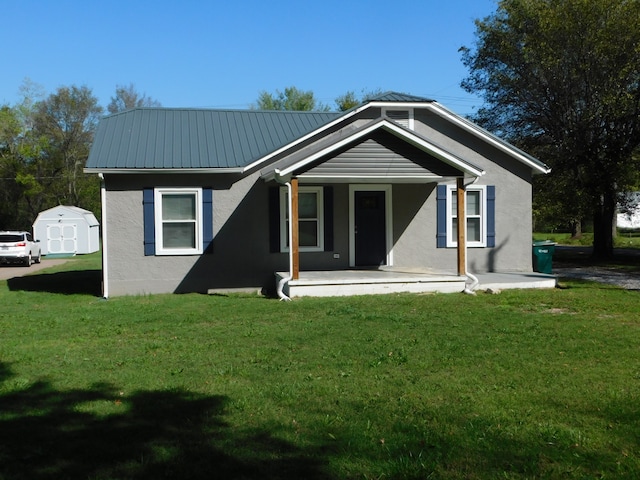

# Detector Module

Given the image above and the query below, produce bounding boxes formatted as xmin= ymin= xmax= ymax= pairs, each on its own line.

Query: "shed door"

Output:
xmin=47 ymin=224 xmax=77 ymax=254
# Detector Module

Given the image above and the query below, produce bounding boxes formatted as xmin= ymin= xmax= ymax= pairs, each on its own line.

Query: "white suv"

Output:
xmin=0 ymin=231 xmax=42 ymax=267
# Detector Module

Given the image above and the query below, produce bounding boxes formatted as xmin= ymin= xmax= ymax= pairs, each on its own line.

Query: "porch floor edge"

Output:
xmin=275 ymin=270 xmax=557 ymax=298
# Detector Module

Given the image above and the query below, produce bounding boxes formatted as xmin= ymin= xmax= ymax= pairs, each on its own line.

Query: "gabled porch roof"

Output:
xmin=260 ymin=117 xmax=485 ymax=183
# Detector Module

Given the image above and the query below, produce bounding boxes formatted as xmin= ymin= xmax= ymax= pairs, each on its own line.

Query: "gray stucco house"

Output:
xmin=85 ymin=92 xmax=549 ymax=298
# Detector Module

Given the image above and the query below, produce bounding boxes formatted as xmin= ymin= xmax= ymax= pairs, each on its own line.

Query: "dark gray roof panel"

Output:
xmin=367 ymin=91 xmax=435 ymax=103
xmin=86 ymin=108 xmax=340 ymax=170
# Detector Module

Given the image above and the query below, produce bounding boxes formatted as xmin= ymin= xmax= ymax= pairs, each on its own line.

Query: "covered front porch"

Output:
xmin=275 ymin=268 xmax=556 ymax=298
xmin=261 ymin=118 xmax=491 ymax=300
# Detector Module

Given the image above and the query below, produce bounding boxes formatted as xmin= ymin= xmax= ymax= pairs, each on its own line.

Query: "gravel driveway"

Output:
xmin=553 ymin=246 xmax=640 ymax=290
xmin=554 ymin=266 xmax=640 ymax=290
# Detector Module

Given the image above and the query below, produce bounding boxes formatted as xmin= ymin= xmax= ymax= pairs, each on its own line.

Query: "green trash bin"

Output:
xmin=532 ymin=241 xmax=556 ymax=274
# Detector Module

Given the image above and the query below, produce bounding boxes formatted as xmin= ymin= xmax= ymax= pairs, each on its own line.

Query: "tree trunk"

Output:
xmin=592 ymin=190 xmax=616 ymax=259
xmin=569 ymin=219 xmax=582 ymax=238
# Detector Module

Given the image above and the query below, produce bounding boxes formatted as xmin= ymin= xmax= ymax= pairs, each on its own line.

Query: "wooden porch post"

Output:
xmin=456 ymin=177 xmax=466 ymax=276
xmin=291 ymin=178 xmax=300 ymax=280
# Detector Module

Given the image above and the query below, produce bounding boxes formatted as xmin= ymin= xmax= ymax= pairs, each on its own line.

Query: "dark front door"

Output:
xmin=355 ymin=190 xmax=387 ymax=266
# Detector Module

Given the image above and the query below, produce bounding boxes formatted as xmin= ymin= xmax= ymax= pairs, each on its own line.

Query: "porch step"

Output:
xmin=276 ymin=270 xmax=466 ymax=298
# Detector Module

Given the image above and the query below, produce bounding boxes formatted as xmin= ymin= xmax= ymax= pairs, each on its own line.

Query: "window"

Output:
xmin=279 ymin=186 xmax=324 ymax=252
xmin=154 ymin=188 xmax=203 ymax=255
xmin=451 ymin=188 xmax=483 ymax=245
xmin=435 ymin=184 xmax=495 ymax=248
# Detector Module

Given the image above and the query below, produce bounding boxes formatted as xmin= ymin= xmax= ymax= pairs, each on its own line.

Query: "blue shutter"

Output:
xmin=486 ymin=185 xmax=496 ymax=248
xmin=436 ymin=185 xmax=447 ymax=248
xmin=323 ymin=186 xmax=334 ymax=251
xmin=203 ymin=187 xmax=213 ymax=253
xmin=143 ymin=188 xmax=155 ymax=256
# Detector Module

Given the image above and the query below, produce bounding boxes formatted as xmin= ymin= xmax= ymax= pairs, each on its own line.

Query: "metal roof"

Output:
xmin=85 ymin=92 xmax=548 ymax=175
xmin=86 ymin=108 xmax=341 ymax=170
xmin=366 ymin=91 xmax=435 ymax=103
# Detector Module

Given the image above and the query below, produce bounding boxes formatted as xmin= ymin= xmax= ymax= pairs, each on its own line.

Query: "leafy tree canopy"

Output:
xmin=253 ymin=86 xmax=330 ymax=112
xmin=334 ymin=89 xmax=384 ymax=111
xmin=0 ymin=82 xmax=103 ymax=229
xmin=108 ymin=83 xmax=161 ymax=114
xmin=460 ymin=0 xmax=640 ymax=258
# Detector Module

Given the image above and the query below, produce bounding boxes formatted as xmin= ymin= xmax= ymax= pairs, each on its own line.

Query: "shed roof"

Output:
xmin=34 ymin=205 xmax=99 ymax=226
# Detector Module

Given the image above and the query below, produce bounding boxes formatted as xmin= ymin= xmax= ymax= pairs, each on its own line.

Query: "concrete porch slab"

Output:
xmin=275 ymin=269 xmax=556 ymax=298
xmin=474 ymin=272 xmax=557 ymax=291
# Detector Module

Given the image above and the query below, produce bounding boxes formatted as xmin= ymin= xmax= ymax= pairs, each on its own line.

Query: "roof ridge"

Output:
xmin=107 ymin=106 xmax=342 ymax=115
xmin=365 ymin=91 xmax=435 ymax=103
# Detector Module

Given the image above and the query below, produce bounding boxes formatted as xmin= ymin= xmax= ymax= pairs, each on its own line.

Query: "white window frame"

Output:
xmin=446 ymin=185 xmax=487 ymax=248
xmin=154 ymin=187 xmax=203 ymax=255
xmin=279 ymin=186 xmax=324 ymax=252
xmin=382 ymin=108 xmax=414 ymax=130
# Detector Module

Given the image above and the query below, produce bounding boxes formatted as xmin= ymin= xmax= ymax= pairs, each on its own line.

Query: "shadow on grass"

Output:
xmin=7 ymin=269 xmax=102 ymax=296
xmin=355 ymin=405 xmax=638 ymax=478
xmin=0 ymin=363 xmax=330 ymax=480
xmin=554 ymin=246 xmax=640 ymax=271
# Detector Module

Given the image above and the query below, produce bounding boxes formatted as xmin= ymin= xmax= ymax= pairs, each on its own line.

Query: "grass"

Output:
xmin=534 ymin=231 xmax=640 ymax=248
xmin=534 ymin=233 xmax=640 ymax=273
xmin=1 ymin=254 xmax=639 ymax=479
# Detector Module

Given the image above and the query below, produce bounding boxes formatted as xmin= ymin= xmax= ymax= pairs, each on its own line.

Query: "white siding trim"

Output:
xmin=426 ymin=103 xmax=551 ymax=174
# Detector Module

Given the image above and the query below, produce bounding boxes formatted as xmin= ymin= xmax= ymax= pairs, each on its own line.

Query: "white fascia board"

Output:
xmin=240 ymin=105 xmax=370 ymax=173
xmin=426 ymin=103 xmax=551 ymax=174
xmin=245 ymin=101 xmax=433 ymax=173
xmin=274 ymin=119 xmax=484 ymax=178
xmin=380 ymin=121 xmax=486 ymax=177
xmin=298 ymin=175 xmax=444 ymax=184
xmin=367 ymin=101 xmax=434 ymax=109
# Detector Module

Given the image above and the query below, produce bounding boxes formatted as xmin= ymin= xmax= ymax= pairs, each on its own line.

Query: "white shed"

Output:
xmin=617 ymin=192 xmax=640 ymax=230
xmin=33 ymin=206 xmax=100 ymax=255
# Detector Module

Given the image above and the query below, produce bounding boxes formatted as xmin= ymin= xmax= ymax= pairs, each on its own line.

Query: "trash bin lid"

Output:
xmin=533 ymin=240 xmax=557 ymax=246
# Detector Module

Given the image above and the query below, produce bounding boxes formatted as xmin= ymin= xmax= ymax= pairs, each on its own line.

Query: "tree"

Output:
xmin=253 ymin=86 xmax=329 ymax=111
xmin=0 ymin=79 xmax=47 ymax=229
xmin=335 ymin=91 xmax=360 ymax=112
xmin=460 ymin=0 xmax=640 ymax=258
xmin=33 ymin=85 xmax=103 ymax=215
xmin=107 ymin=83 xmax=161 ymax=114
xmin=334 ymin=89 xmax=384 ymax=111
xmin=0 ymin=82 xmax=103 ymax=230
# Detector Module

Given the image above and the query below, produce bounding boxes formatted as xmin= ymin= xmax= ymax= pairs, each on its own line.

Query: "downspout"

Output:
xmin=463 ymin=177 xmax=480 ymax=295
xmin=98 ymin=173 xmax=109 ymax=299
xmin=274 ymin=170 xmax=292 ymax=301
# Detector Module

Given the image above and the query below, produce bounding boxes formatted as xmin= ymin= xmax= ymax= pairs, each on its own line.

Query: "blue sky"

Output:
xmin=1 ymin=0 xmax=497 ymax=115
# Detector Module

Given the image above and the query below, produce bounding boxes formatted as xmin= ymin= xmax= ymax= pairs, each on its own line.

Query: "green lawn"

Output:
xmin=1 ymin=254 xmax=639 ymax=479
xmin=534 ymin=231 xmax=640 ymax=248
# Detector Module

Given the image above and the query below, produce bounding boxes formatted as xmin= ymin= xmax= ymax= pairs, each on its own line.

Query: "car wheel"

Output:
xmin=34 ymin=251 xmax=41 ymax=263
xmin=24 ymin=254 xmax=32 ymax=267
